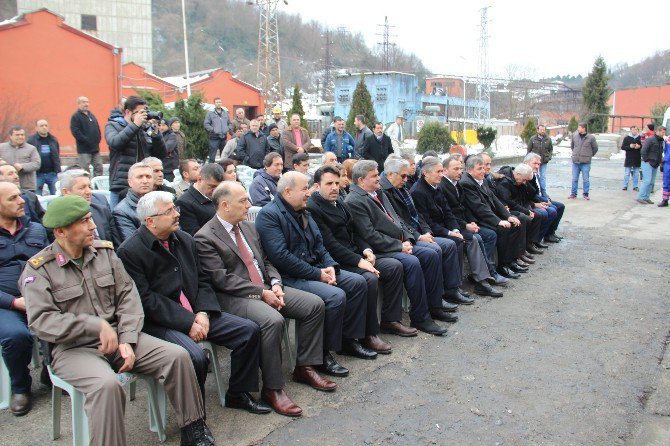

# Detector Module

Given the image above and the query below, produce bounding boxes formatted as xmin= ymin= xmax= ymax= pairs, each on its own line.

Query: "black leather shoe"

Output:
xmin=519 ymin=254 xmax=535 ymax=264
xmin=544 ymin=234 xmax=560 ymax=243
xmin=441 ymin=300 xmax=459 ymax=312
xmin=457 ymin=288 xmax=471 ymax=298
xmin=430 ymin=309 xmax=459 ymax=323
xmin=473 ymin=282 xmax=503 ymax=298
xmin=497 ymin=266 xmax=521 ymax=279
xmin=317 ymin=351 xmax=349 ymax=377
xmin=10 ymin=393 xmax=32 ymax=417
xmin=338 ymin=339 xmax=377 ymax=360
xmin=225 ymin=391 xmax=272 ymax=414
xmin=411 ymin=319 xmax=448 ymax=336
xmin=509 ymin=262 xmax=528 ymax=273
xmin=488 ymin=272 xmax=509 ymax=286
xmin=444 ymin=289 xmax=474 ymax=305
xmin=526 ymin=245 xmax=544 ymax=255
xmin=534 ymin=241 xmax=549 ymax=249
xmin=180 ymin=419 xmax=215 ymax=446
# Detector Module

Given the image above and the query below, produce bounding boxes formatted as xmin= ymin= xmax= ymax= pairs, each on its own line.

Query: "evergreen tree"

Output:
xmin=137 ymin=91 xmax=172 ymax=119
xmin=476 ymin=126 xmax=497 ymax=155
xmin=650 ymin=102 xmax=670 ymax=125
xmin=582 ymin=56 xmax=612 ymax=133
xmin=346 ymin=75 xmax=378 ymax=135
xmin=520 ymin=119 xmax=537 ymax=144
xmin=173 ymin=92 xmax=208 ymax=161
xmin=416 ymin=121 xmax=455 ymax=154
xmin=567 ymin=116 xmax=579 ymax=134
xmin=288 ymin=84 xmax=308 ymax=129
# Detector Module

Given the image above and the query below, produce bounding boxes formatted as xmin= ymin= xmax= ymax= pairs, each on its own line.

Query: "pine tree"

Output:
xmin=520 ymin=119 xmax=537 ymax=144
xmin=582 ymin=56 xmax=612 ymax=133
xmin=288 ymin=84 xmax=308 ymax=129
xmin=173 ymin=92 xmax=208 ymax=161
xmin=416 ymin=121 xmax=455 ymax=154
xmin=476 ymin=126 xmax=497 ymax=154
xmin=346 ymin=75 xmax=378 ymax=135
xmin=567 ymin=116 xmax=579 ymax=134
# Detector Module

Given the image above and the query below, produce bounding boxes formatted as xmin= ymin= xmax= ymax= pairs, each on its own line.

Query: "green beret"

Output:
xmin=42 ymin=195 xmax=91 ymax=229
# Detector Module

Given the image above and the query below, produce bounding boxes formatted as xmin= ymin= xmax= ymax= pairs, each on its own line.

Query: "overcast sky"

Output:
xmin=284 ymin=0 xmax=667 ymax=79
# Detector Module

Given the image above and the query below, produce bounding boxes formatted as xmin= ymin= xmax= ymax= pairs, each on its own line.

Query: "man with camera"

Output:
xmin=105 ymin=96 xmax=167 ymax=208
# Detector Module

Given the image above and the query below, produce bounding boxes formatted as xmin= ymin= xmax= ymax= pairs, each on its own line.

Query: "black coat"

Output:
xmin=70 ymin=110 xmax=101 ymax=154
xmin=117 ymin=226 xmax=221 ymax=338
xmin=459 ymin=172 xmax=510 ymax=230
xmin=360 ymin=133 xmax=394 ymax=170
xmin=410 ymin=176 xmax=459 ymax=238
xmin=379 ymin=175 xmax=429 ymax=241
xmin=105 ymin=116 xmax=167 ymax=193
xmin=307 ymin=192 xmax=371 ymax=272
xmin=439 ymin=177 xmax=474 ymax=230
xmin=91 ymin=197 xmax=117 ymax=244
xmin=641 ymin=134 xmax=664 ymax=168
xmin=161 ymin=128 xmax=180 ymax=178
xmin=621 ymin=134 xmax=642 ymax=168
xmin=26 ymin=133 xmax=62 ymax=174
xmin=175 ymin=185 xmax=215 ymax=236
xmin=235 ymin=131 xmax=273 ymax=169
xmin=494 ymin=166 xmax=533 ymax=216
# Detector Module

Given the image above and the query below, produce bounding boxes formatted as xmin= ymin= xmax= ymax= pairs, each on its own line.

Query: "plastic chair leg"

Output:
xmin=144 ymin=377 xmax=167 ymax=442
xmin=200 ymin=342 xmax=226 ymax=407
xmin=51 ymin=385 xmax=62 ymax=440
xmin=31 ymin=339 xmax=40 ymax=369
xmin=71 ymin=389 xmax=89 ymax=446
xmin=0 ymin=349 xmax=9 ymax=410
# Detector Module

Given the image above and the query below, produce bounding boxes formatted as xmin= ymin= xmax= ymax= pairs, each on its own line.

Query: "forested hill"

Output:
xmin=152 ymin=0 xmax=429 ymax=97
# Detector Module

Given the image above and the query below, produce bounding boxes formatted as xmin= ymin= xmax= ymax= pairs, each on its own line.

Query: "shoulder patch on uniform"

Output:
xmin=28 ymin=252 xmax=55 ymax=269
xmin=93 ymin=240 xmax=115 ymax=249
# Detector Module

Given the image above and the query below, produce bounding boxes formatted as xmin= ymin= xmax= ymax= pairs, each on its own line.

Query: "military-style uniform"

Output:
xmin=20 ymin=240 xmax=204 ymax=446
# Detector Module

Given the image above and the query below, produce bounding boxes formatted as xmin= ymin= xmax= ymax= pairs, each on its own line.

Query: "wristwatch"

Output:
xmin=197 ymin=311 xmax=209 ymax=319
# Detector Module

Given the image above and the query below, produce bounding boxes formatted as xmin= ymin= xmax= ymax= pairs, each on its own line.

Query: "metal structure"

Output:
xmin=475 ymin=6 xmax=491 ymax=123
xmin=322 ymin=30 xmax=334 ymax=101
xmin=249 ymin=0 xmax=284 ymax=111
xmin=376 ymin=16 xmax=396 ymax=71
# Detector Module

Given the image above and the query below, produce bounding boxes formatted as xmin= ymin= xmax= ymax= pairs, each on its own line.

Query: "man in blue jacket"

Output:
xmin=324 ymin=117 xmax=356 ymax=163
xmin=249 ymin=152 xmax=282 ymax=207
xmin=255 ymin=171 xmax=372 ymax=377
xmin=0 ymin=182 xmax=49 ymax=416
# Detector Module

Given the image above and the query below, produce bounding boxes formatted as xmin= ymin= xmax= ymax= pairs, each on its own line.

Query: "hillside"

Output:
xmin=152 ymin=0 xmax=429 ymax=99
xmin=608 ymin=50 xmax=670 ymax=89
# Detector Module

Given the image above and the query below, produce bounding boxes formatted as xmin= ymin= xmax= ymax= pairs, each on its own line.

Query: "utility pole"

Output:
xmin=475 ymin=6 xmax=491 ymax=123
xmin=376 ymin=16 xmax=396 ymax=71
xmin=322 ymin=30 xmax=333 ymax=101
xmin=249 ymin=0 xmax=285 ymax=112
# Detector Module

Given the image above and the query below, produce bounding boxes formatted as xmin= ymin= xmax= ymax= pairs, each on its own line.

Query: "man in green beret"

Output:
xmin=19 ymin=195 xmax=216 ymax=446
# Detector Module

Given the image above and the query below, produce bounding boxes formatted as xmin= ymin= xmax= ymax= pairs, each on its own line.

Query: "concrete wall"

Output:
xmin=17 ymin=0 xmax=152 ymax=71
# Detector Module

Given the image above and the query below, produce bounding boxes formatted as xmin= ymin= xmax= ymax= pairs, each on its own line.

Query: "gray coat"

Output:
xmin=0 ymin=142 xmax=41 ymax=191
xmin=571 ymin=133 xmax=598 ymax=164
xmin=112 ymin=189 xmax=141 ymax=246
xmin=203 ymin=108 xmax=232 ymax=140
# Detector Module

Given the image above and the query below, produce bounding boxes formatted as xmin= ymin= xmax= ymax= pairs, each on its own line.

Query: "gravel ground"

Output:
xmin=2 ymin=158 xmax=669 ymax=446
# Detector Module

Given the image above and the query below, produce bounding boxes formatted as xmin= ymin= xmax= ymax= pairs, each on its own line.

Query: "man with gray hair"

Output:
xmin=256 ymin=171 xmax=371 ymax=376
xmin=249 ymin=152 xmax=283 ymax=207
xmin=322 ymin=151 xmax=338 ymax=166
xmin=196 ymin=181 xmax=333 ymax=417
xmin=176 ymin=163 xmax=225 ymax=235
xmin=523 ymin=152 xmax=564 ymax=243
xmin=117 ymin=191 xmax=267 ymax=416
xmin=112 ymin=162 xmax=154 ymax=245
xmin=410 ymin=157 xmax=503 ymax=298
xmin=144 ymin=156 xmax=176 ymax=194
xmin=61 ymin=169 xmax=117 ymax=243
xmin=345 ymin=160 xmax=449 ymax=335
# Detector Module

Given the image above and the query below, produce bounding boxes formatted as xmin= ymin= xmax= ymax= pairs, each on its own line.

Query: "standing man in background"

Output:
xmin=204 ymin=98 xmax=232 ymax=164
xmin=385 ymin=116 xmax=405 ymax=150
xmin=621 ymin=126 xmax=642 ymax=191
xmin=569 ymin=123 xmax=598 ymax=200
xmin=70 ymin=96 xmax=103 ymax=177
xmin=27 ymin=120 xmax=61 ymax=196
xmin=0 ymin=127 xmax=41 ymax=192
xmin=527 ymin=125 xmax=553 ymax=198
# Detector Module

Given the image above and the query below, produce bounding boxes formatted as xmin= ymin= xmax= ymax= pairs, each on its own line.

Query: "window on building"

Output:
xmin=376 ymin=86 xmax=388 ymax=102
xmin=81 ymin=14 xmax=97 ymax=31
xmin=338 ymin=89 xmax=350 ymax=103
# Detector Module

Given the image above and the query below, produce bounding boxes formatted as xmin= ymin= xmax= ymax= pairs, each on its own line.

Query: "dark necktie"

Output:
xmin=232 ymin=225 xmax=264 ymax=285
xmin=161 ymin=240 xmax=193 ymax=312
xmin=372 ymin=193 xmax=394 ymax=221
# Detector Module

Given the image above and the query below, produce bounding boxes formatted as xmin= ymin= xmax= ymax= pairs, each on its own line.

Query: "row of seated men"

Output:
xmin=0 ymin=149 xmax=563 ymax=446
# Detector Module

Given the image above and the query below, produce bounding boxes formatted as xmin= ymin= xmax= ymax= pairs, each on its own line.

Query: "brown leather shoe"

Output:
xmin=361 ymin=335 xmax=392 ymax=354
xmin=379 ymin=321 xmax=418 ymax=337
xmin=292 ymin=366 xmax=337 ymax=392
xmin=10 ymin=393 xmax=32 ymax=416
xmin=261 ymin=388 xmax=302 ymax=417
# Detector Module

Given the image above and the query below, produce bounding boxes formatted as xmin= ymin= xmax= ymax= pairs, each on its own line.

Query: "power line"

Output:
xmin=376 ymin=16 xmax=396 ymax=71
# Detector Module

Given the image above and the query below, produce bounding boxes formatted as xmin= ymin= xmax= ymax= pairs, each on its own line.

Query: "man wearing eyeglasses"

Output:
xmin=117 ymin=191 xmax=269 ymax=416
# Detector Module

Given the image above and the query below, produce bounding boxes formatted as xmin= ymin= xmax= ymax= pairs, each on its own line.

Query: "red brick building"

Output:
xmin=609 ymin=85 xmax=670 ymax=131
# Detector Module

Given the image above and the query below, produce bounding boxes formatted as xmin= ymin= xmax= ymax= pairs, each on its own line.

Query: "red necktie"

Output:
xmin=232 ymin=225 xmax=264 ymax=285
xmin=372 ymin=193 xmax=394 ymax=221
xmin=162 ymin=240 xmax=193 ymax=312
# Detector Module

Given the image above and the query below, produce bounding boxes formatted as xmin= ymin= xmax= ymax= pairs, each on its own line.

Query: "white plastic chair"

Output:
xmin=49 ymin=366 xmax=167 ymax=445
xmin=246 ymin=206 xmax=262 ymax=223
xmin=90 ymin=176 xmax=109 ymax=191
xmin=198 ymin=341 xmax=227 ymax=407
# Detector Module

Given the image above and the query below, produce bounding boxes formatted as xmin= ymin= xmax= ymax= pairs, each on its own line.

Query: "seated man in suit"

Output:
xmin=308 ymin=165 xmax=410 ymax=348
xmin=60 ymin=170 xmax=118 ymax=244
xmin=494 ymin=163 xmax=545 ymax=264
xmin=195 ymin=181 xmax=334 ymax=418
xmin=0 ymin=182 xmax=49 ymax=416
xmin=0 ymin=162 xmax=44 ymax=224
xmin=144 ymin=157 xmax=177 ymax=194
xmin=440 ymin=156 xmax=507 ymax=286
xmin=256 ymin=172 xmax=373 ymax=374
xmin=176 ymin=163 xmax=225 ymax=236
xmin=523 ymin=152 xmax=564 ymax=244
xmin=460 ymin=155 xmax=526 ymax=279
xmin=249 ymin=152 xmax=282 ymax=207
xmin=118 ymin=191 xmax=268 ymax=415
xmin=380 ymin=157 xmax=471 ymax=308
xmin=344 ymin=160 xmax=448 ymax=336
xmin=410 ymin=156 xmax=503 ymax=298
xmin=112 ymin=162 xmax=154 ymax=245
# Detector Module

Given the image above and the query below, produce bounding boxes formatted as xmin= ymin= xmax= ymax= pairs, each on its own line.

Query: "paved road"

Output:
xmin=2 ymin=158 xmax=669 ymax=446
